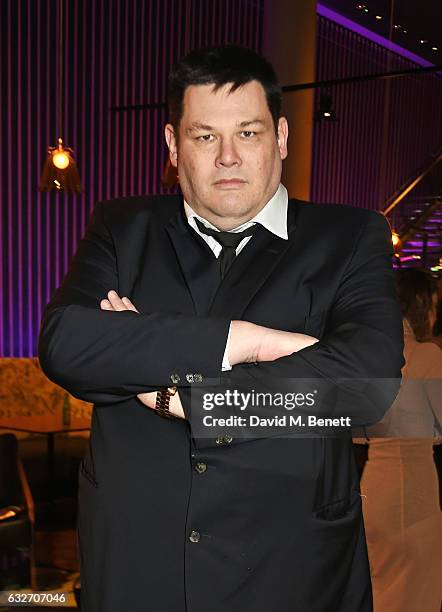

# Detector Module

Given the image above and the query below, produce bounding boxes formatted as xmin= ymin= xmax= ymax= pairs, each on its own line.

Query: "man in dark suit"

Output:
xmin=38 ymin=45 xmax=404 ymax=611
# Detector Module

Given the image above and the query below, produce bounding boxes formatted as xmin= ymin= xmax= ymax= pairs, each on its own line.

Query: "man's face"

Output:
xmin=165 ymin=80 xmax=288 ymax=230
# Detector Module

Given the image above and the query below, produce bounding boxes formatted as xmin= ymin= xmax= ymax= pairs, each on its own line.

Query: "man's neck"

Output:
xmin=198 ymin=213 xmax=260 ymax=232
xmin=183 ymin=183 xmax=289 ymax=240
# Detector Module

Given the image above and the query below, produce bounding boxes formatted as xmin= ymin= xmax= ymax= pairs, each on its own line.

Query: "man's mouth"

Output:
xmin=213 ymin=178 xmax=247 ymax=188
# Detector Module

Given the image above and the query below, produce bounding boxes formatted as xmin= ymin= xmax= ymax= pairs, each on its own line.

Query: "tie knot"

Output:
xmin=195 ymin=218 xmax=258 ymax=249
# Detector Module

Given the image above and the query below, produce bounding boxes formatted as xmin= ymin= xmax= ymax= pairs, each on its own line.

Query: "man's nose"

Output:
xmin=215 ymin=138 xmax=242 ymax=168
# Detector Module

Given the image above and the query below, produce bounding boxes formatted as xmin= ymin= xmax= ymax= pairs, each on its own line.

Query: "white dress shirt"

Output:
xmin=183 ymin=182 xmax=289 ymax=370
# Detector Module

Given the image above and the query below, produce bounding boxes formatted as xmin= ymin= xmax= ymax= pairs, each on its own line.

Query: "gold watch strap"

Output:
xmin=155 ymin=386 xmax=178 ymax=419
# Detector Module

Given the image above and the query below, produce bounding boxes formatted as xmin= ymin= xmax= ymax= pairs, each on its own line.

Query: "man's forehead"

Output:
xmin=181 ymin=81 xmax=271 ymax=128
xmin=184 ymin=81 xmax=267 ymax=106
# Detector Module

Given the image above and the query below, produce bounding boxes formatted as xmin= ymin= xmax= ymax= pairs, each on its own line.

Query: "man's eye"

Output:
xmin=196 ymin=134 xmax=215 ymax=142
xmin=240 ymin=131 xmax=256 ymax=138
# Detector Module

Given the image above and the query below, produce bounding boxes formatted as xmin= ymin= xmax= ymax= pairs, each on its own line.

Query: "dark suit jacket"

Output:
xmin=38 ymin=195 xmax=404 ymax=612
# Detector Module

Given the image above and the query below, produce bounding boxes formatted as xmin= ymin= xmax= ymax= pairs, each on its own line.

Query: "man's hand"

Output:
xmin=100 ymin=290 xmax=140 ymax=313
xmin=228 ymin=320 xmax=319 ymax=366
xmin=100 ymin=290 xmax=185 ymax=419
xmin=136 ymin=389 xmax=185 ymax=419
xmin=99 ymin=290 xmax=318 ymax=417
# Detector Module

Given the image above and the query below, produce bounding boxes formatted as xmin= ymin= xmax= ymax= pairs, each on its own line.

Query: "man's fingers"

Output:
xmin=122 ymin=296 xmax=139 ymax=313
xmin=100 ymin=299 xmax=113 ymax=310
xmin=107 ymin=290 xmax=127 ymax=311
xmin=101 ymin=290 xmax=140 ymax=313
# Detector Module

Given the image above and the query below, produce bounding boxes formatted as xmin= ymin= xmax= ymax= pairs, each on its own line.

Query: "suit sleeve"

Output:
xmin=221 ymin=212 xmax=405 ymax=428
xmin=38 ymin=202 xmax=231 ymax=406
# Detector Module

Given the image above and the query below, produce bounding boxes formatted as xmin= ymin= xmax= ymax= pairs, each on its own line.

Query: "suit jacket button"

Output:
xmin=170 ymin=373 xmax=180 ymax=384
xmin=186 ymin=373 xmax=194 ymax=383
xmin=195 ymin=462 xmax=207 ymax=473
xmin=189 ymin=530 xmax=200 ymax=543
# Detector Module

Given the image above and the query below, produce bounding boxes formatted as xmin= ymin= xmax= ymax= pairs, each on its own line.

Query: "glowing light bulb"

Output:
xmin=52 ymin=151 xmax=70 ymax=169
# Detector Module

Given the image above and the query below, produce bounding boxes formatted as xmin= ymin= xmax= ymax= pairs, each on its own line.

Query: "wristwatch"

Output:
xmin=155 ymin=386 xmax=178 ymax=419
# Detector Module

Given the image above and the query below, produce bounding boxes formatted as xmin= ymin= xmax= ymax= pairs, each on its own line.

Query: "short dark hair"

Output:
xmin=395 ymin=268 xmax=438 ymax=340
xmin=167 ymin=44 xmax=282 ymax=136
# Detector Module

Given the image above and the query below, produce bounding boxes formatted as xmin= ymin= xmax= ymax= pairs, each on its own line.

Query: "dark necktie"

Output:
xmin=194 ymin=217 xmax=259 ymax=279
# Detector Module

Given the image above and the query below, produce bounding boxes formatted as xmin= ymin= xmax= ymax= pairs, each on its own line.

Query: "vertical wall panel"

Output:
xmin=5 ymin=2 xmax=439 ymax=358
xmin=0 ymin=0 xmax=263 ymax=356
xmin=311 ymin=15 xmax=442 ymax=210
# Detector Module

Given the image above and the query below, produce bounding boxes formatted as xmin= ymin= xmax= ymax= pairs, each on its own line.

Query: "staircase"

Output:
xmin=392 ymin=196 xmax=442 ymax=271
xmin=383 ymin=150 xmax=442 ymax=275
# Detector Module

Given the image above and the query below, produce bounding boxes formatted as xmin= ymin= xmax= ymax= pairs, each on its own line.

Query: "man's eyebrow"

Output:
xmin=237 ymin=119 xmax=266 ymax=128
xmin=186 ymin=122 xmax=215 ymax=134
xmin=186 ymin=118 xmax=267 ymax=134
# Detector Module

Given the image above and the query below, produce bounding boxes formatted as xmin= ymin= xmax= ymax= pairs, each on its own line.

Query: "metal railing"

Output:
xmin=382 ymin=149 xmax=442 ymax=217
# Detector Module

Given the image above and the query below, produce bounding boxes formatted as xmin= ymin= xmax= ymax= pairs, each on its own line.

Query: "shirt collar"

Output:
xmin=183 ymin=183 xmax=289 ymax=240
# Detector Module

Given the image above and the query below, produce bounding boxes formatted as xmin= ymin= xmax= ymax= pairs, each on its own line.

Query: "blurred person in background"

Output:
xmin=355 ymin=269 xmax=442 ymax=612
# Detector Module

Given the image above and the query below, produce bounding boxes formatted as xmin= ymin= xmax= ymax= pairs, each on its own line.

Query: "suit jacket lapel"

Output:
xmin=165 ymin=208 xmax=220 ymax=315
xmin=209 ymin=201 xmax=298 ymax=319
xmin=165 ymin=199 xmax=298 ymax=319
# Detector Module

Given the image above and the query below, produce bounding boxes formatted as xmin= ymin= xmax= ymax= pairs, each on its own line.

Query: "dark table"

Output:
xmin=0 ymin=415 xmax=91 ymax=514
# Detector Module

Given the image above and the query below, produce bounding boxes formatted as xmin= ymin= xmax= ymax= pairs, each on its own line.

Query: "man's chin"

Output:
xmin=208 ymin=190 xmax=250 ymax=212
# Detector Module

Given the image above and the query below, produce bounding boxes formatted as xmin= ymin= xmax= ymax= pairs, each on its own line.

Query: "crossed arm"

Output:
xmin=99 ymin=290 xmax=320 ymax=419
xmin=38 ymin=203 xmax=404 ymax=428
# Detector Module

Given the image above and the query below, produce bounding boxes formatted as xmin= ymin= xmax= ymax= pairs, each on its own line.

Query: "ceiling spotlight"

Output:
xmin=420 ymin=39 xmax=428 ymax=44
xmin=432 ymin=46 xmax=438 ymax=51
xmin=375 ymin=15 xmax=382 ymax=20
xmin=315 ymin=92 xmax=338 ymax=123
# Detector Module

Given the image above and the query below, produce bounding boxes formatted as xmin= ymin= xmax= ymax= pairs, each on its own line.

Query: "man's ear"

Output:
xmin=164 ymin=123 xmax=178 ymax=167
xmin=277 ymin=117 xmax=289 ymax=160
